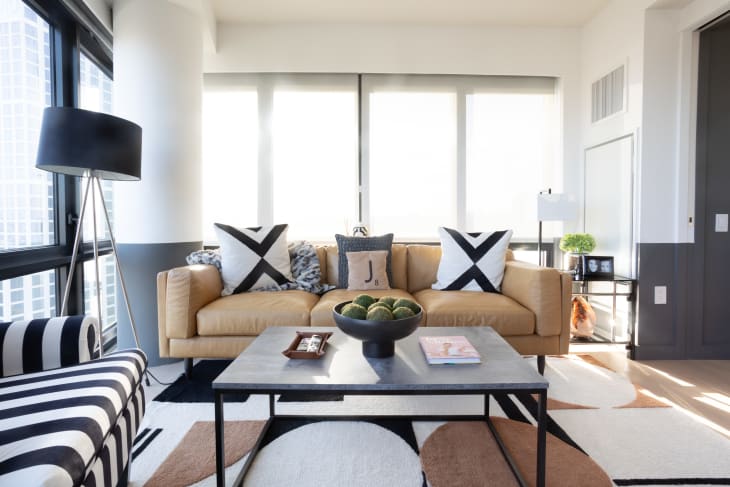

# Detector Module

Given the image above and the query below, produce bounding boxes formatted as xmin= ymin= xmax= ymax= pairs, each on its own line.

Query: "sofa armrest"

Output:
xmin=501 ymin=261 xmax=570 ymax=345
xmin=0 ymin=315 xmax=100 ymax=377
xmin=157 ymin=265 xmax=222 ymax=355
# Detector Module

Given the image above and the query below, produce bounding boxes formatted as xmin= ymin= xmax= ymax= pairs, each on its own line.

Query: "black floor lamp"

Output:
xmin=36 ymin=107 xmax=143 ymax=352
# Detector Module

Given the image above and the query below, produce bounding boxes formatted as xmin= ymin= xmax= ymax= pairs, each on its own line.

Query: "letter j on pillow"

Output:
xmin=346 ymin=250 xmax=391 ymax=291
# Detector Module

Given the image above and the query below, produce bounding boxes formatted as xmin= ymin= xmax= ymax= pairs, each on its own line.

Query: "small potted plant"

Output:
xmin=559 ymin=233 xmax=596 ymax=277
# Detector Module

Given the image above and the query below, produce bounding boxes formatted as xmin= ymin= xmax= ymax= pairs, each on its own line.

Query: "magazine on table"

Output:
xmin=418 ymin=335 xmax=481 ymax=364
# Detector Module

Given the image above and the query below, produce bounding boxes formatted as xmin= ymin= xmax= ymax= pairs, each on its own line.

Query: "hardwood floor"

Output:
xmin=571 ymin=345 xmax=730 ymax=438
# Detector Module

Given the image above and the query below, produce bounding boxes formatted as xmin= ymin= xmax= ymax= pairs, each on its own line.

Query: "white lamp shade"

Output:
xmin=537 ymin=193 xmax=578 ymax=221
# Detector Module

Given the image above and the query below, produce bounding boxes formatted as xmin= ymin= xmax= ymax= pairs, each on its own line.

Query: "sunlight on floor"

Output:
xmin=637 ymin=388 xmax=730 ymax=439
xmin=641 ymin=365 xmax=695 ymax=387
xmin=695 ymin=393 xmax=730 ymax=414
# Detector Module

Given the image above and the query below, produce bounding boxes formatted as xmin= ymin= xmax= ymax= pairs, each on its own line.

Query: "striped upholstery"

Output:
xmin=0 ymin=316 xmax=101 ymax=378
xmin=0 ymin=348 xmax=147 ymax=487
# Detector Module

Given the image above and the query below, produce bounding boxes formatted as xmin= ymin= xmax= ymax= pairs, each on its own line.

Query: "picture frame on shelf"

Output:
xmin=581 ymin=255 xmax=614 ymax=280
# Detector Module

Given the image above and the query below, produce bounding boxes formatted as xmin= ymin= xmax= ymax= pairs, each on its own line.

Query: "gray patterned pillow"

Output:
xmin=186 ymin=249 xmax=221 ymax=271
xmin=335 ymin=233 xmax=394 ymax=289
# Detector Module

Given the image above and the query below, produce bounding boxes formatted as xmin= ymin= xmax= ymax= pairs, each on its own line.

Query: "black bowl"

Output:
xmin=333 ymin=301 xmax=422 ymax=358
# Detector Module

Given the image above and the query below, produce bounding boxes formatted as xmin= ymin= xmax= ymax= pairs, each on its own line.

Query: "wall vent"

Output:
xmin=591 ymin=65 xmax=625 ymax=123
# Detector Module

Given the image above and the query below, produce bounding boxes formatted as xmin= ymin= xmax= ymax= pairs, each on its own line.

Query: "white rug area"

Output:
xmin=131 ymin=355 xmax=730 ymax=487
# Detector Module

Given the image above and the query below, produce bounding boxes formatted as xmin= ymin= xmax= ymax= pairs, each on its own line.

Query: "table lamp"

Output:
xmin=537 ymin=189 xmax=578 ymax=267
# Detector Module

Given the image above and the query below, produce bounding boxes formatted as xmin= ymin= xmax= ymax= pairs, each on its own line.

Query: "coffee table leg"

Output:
xmin=537 ymin=390 xmax=547 ymax=487
xmin=484 ymin=393 xmax=490 ymax=417
xmin=215 ymin=391 xmax=225 ymax=487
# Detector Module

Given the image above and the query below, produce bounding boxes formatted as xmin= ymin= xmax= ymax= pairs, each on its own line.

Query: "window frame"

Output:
xmin=0 ymin=0 xmax=114 ymax=323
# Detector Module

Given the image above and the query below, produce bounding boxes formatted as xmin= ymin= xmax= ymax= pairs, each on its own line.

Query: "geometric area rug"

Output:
xmin=130 ymin=355 xmax=730 ymax=487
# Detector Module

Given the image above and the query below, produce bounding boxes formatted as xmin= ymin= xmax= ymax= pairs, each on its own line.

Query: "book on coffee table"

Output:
xmin=418 ymin=335 xmax=481 ymax=364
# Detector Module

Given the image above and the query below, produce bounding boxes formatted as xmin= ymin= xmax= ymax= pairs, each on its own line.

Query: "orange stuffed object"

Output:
xmin=570 ymin=296 xmax=596 ymax=338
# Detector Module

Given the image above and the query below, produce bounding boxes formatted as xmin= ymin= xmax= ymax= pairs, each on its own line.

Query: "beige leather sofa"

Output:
xmin=157 ymin=244 xmax=572 ymax=375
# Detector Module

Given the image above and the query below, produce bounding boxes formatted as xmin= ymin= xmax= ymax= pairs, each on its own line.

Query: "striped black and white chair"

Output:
xmin=0 ymin=316 xmax=147 ymax=487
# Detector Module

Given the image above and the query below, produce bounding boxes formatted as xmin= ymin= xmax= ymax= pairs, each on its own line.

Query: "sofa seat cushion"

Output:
xmin=310 ymin=289 xmax=421 ymax=326
xmin=197 ymin=290 xmax=319 ymax=336
xmin=0 ymin=349 xmax=147 ymax=487
xmin=413 ymin=289 xmax=535 ymax=336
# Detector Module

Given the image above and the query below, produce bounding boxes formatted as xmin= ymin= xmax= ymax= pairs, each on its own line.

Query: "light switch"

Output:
xmin=654 ymin=286 xmax=667 ymax=305
xmin=716 ymin=214 xmax=728 ymax=232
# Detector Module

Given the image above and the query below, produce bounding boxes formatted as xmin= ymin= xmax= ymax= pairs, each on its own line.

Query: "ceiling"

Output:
xmin=210 ymin=0 xmax=613 ymax=27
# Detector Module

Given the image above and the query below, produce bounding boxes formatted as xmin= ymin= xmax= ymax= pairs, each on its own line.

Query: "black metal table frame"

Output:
xmin=214 ymin=387 xmax=547 ymax=487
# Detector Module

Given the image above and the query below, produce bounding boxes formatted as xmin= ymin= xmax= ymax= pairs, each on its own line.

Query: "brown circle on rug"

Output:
xmin=421 ymin=418 xmax=613 ymax=487
xmin=421 ymin=421 xmax=519 ymax=487
xmin=145 ymin=420 xmax=265 ymax=487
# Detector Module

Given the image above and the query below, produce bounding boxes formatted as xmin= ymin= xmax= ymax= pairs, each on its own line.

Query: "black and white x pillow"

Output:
xmin=214 ymin=223 xmax=294 ymax=295
xmin=432 ymin=227 xmax=513 ymax=293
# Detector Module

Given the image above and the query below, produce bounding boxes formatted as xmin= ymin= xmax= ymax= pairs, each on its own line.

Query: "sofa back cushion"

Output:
xmin=316 ymin=246 xmax=328 ymax=284
xmin=320 ymin=244 xmax=408 ymax=290
xmin=408 ymin=245 xmax=514 ymax=293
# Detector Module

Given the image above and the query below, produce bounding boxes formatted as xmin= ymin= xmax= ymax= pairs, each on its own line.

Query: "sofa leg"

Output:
xmin=184 ymin=358 xmax=193 ymax=379
xmin=537 ymin=355 xmax=546 ymax=375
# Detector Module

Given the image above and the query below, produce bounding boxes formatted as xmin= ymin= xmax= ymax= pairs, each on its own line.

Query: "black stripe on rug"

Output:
xmin=132 ymin=428 xmax=162 ymax=460
xmin=153 ymin=361 xmax=249 ymax=403
xmin=614 ymin=479 xmax=730 ymax=485
xmin=153 ymin=360 xmax=344 ymax=403
xmin=511 ymin=392 xmax=586 ymax=454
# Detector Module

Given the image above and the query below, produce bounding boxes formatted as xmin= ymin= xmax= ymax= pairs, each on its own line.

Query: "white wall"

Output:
xmin=204 ymin=23 xmax=583 ymax=205
xmin=113 ymin=0 xmax=203 ymax=244
xmin=637 ymin=0 xmax=729 ymax=243
xmin=578 ymin=0 xmax=718 ymax=246
xmin=640 ymin=9 xmax=684 ymax=243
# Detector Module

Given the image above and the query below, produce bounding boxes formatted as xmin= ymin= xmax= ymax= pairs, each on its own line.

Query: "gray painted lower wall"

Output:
xmin=635 ymin=242 xmax=730 ymax=360
xmin=634 ymin=243 xmax=689 ymax=359
xmin=116 ymin=241 xmax=202 ymax=366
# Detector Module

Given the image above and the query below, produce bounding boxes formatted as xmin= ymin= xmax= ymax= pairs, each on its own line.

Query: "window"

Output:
xmin=0 ymin=269 xmax=56 ymax=321
xmin=80 ymin=52 xmax=113 ymax=241
xmin=202 ymin=87 xmax=258 ymax=243
xmin=203 ymin=74 xmax=359 ymax=242
xmin=0 ymin=0 xmax=53 ymax=251
xmin=365 ymin=83 xmax=457 ymax=239
xmin=465 ymin=90 xmax=556 ymax=238
xmin=79 ymin=52 xmax=117 ymax=330
xmin=203 ymin=74 xmax=557 ymax=243
xmin=0 ymin=0 xmax=115 ymax=329
xmin=271 ymin=80 xmax=358 ymax=240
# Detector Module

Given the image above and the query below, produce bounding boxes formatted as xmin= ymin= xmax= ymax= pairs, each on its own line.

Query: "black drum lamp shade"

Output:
xmin=36 ymin=107 xmax=142 ymax=180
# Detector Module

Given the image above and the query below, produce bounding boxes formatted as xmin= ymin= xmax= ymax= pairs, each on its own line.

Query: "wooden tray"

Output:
xmin=282 ymin=331 xmax=332 ymax=359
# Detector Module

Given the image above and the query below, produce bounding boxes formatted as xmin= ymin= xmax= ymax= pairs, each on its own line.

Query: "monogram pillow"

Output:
xmin=346 ymin=250 xmax=390 ymax=291
xmin=335 ymin=233 xmax=393 ymax=289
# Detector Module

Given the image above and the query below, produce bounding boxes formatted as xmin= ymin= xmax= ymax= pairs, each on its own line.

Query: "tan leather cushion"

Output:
xmin=501 ymin=261 xmax=563 ymax=337
xmin=310 ymin=288 xmax=421 ymax=326
xmin=197 ymin=290 xmax=319 ymax=336
xmin=164 ymin=265 xmax=223 ymax=339
xmin=413 ymin=289 xmax=534 ymax=336
xmin=323 ymin=243 xmax=408 ymax=290
xmin=316 ymin=246 xmax=328 ymax=285
xmin=407 ymin=245 xmax=441 ymax=293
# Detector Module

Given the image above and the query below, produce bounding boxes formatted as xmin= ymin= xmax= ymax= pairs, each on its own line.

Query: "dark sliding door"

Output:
xmin=690 ymin=14 xmax=730 ymax=358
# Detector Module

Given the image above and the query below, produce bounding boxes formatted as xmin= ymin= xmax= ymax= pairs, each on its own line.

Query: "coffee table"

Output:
xmin=213 ymin=326 xmax=548 ymax=487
